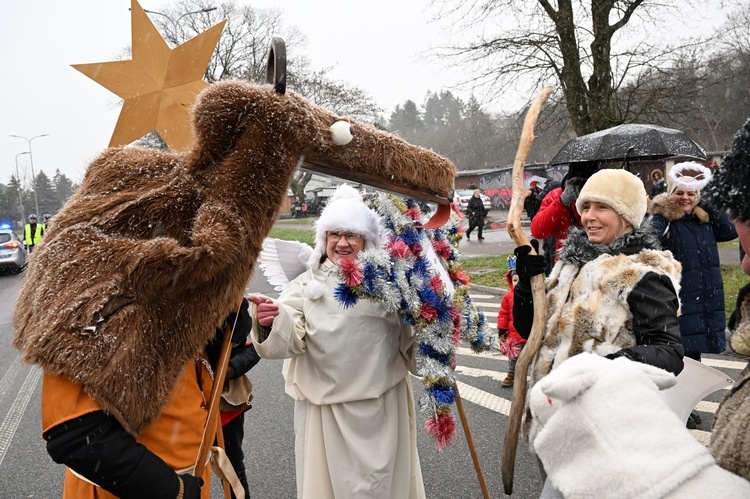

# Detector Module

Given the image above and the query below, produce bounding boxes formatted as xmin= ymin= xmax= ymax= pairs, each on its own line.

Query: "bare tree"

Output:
xmin=429 ymin=0 xmax=717 ymax=135
xmin=143 ymin=1 xmax=384 ymax=199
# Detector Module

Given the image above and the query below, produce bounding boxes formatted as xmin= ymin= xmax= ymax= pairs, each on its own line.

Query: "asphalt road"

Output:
xmin=0 ymin=245 xmax=746 ymax=498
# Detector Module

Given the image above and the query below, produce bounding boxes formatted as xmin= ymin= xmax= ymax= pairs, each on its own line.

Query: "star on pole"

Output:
xmin=72 ymin=0 xmax=226 ymax=151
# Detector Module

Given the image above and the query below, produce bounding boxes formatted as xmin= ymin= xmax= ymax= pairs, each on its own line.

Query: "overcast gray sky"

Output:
xmin=0 ymin=0 xmax=730 ymax=187
xmin=0 ymin=0 xmax=467 ymax=185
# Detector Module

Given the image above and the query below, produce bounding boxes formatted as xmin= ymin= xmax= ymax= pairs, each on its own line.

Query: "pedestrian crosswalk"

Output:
xmin=453 ymin=292 xmax=749 ymax=446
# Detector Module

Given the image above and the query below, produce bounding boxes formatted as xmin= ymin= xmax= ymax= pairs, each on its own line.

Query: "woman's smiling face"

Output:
xmin=580 ymin=201 xmax=632 ymax=245
xmin=671 ymin=187 xmax=699 ymax=214
xmin=325 ymin=231 xmax=365 ymax=263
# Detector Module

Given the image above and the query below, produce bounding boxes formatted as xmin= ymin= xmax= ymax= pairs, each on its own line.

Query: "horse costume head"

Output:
xmin=13 ymin=79 xmax=455 ymax=434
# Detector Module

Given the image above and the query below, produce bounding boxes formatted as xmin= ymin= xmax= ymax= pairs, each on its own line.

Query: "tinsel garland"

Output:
xmin=332 ymin=194 xmax=498 ymax=449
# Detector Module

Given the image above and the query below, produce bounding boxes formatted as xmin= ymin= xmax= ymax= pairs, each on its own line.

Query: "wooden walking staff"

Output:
xmin=194 ymin=300 xmax=244 ymax=497
xmin=500 ymin=86 xmax=553 ymax=495
xmin=454 ymin=385 xmax=490 ymax=499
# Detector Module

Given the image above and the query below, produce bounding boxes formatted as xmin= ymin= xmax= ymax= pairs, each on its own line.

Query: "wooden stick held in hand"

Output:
xmin=501 ymin=86 xmax=553 ymax=495
xmin=194 ymin=300 xmax=243 ymax=482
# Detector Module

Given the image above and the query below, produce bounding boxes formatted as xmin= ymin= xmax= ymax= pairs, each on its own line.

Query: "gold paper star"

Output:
xmin=72 ymin=0 xmax=226 ymax=151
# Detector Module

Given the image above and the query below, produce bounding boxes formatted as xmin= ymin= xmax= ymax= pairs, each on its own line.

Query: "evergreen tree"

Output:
xmin=33 ymin=171 xmax=55 ymax=215
xmin=52 ymin=169 xmax=76 ymax=209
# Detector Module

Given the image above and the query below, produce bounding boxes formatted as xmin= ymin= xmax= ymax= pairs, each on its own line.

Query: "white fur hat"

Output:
xmin=575 ymin=169 xmax=647 ymax=229
xmin=668 ymin=161 xmax=712 ymax=194
xmin=306 ymin=184 xmax=384 ymax=270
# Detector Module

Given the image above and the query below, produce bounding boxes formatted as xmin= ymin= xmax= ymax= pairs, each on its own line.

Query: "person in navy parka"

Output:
xmin=649 ymin=162 xmax=737 ymax=358
xmin=648 ymin=161 xmax=736 ymax=428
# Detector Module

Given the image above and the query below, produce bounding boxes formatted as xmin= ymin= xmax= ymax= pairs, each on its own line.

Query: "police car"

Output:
xmin=0 ymin=224 xmax=28 ymax=274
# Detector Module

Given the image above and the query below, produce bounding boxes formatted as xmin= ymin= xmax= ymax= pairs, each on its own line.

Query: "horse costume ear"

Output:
xmin=190 ymin=81 xmax=281 ymax=169
xmin=537 ymin=354 xmax=601 ymax=402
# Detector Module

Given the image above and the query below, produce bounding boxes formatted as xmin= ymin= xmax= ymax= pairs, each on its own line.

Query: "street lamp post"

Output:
xmin=10 ymin=133 xmax=48 ymax=219
xmin=14 ymin=151 xmax=30 ymax=226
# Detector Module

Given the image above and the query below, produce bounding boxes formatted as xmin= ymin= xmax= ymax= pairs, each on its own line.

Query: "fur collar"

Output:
xmin=648 ymin=193 xmax=710 ymax=224
xmin=558 ymin=220 xmax=662 ymax=268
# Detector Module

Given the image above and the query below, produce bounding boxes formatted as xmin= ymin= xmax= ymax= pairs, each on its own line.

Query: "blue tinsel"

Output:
xmin=334 ymin=283 xmax=359 ymax=309
xmin=399 ymin=228 xmax=422 ymax=246
xmin=361 ymin=262 xmax=380 ymax=294
xmin=419 ymin=343 xmax=452 ymax=364
xmin=429 ymin=383 xmax=457 ymax=405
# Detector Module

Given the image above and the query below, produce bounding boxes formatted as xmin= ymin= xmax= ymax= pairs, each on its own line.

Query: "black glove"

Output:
xmin=181 ymin=474 xmax=204 ymax=499
xmin=514 ymin=240 xmax=545 ymax=284
xmin=498 ymin=329 xmax=508 ymax=343
xmin=560 ymin=178 xmax=585 ymax=207
xmin=225 ymin=297 xmax=252 ymax=345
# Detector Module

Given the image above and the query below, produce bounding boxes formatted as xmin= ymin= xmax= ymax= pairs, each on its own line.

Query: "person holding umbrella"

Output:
xmin=648 ymin=161 xmax=737 ymax=429
xmin=530 ymin=161 xmax=598 ymax=263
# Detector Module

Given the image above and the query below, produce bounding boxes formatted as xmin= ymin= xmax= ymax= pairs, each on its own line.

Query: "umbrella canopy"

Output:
xmin=549 ymin=124 xmax=707 ymax=166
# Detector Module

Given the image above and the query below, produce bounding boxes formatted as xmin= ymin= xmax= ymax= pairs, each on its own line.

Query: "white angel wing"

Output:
xmin=258 ymin=238 xmax=314 ymax=292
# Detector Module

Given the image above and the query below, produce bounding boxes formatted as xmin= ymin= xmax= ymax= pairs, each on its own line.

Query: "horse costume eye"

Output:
xmin=330 ymin=120 xmax=354 ymax=145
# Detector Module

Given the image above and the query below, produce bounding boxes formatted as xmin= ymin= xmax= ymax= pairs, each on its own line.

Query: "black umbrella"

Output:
xmin=549 ymin=124 xmax=707 ymax=165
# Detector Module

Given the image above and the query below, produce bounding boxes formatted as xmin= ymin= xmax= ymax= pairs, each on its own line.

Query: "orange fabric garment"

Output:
xmin=42 ymin=360 xmax=214 ymax=499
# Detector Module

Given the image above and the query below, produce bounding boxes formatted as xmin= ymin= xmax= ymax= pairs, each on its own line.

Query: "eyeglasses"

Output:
xmin=326 ymin=231 xmax=364 ymax=244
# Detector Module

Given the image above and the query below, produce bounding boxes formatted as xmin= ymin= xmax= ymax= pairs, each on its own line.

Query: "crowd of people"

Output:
xmin=14 ymin=112 xmax=750 ymax=496
xmin=502 ymin=116 xmax=750 ymax=494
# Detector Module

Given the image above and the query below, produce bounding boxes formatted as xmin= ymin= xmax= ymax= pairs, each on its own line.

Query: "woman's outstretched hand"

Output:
xmin=247 ymin=294 xmax=279 ymax=327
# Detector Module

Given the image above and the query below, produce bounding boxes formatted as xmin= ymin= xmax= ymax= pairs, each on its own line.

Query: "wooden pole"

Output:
xmin=501 ymin=86 xmax=553 ymax=495
xmin=454 ymin=384 xmax=490 ymax=499
xmin=194 ymin=302 xmax=242 ymax=481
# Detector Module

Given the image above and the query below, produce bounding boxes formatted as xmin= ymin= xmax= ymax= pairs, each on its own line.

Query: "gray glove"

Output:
xmin=560 ymin=179 xmax=583 ymax=207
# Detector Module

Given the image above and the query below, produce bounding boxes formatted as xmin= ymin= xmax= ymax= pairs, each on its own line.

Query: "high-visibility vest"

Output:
xmin=24 ymin=223 xmax=44 ymax=245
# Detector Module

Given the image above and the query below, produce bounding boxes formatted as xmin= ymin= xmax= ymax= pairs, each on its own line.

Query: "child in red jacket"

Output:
xmin=498 ymin=256 xmax=526 ymax=387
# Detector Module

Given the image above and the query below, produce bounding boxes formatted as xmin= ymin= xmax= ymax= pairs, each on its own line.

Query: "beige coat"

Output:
xmin=252 ymin=263 xmax=425 ymax=499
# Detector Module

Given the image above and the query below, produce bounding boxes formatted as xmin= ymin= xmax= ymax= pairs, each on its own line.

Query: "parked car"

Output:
xmin=306 ymin=195 xmax=329 ymax=215
xmin=0 ymin=225 xmax=28 ymax=274
xmin=453 ymin=189 xmax=491 ymax=213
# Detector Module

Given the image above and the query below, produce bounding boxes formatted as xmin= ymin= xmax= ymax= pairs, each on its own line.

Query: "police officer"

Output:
xmin=24 ymin=214 xmax=44 ymax=253
xmin=42 ymin=213 xmax=52 ymax=232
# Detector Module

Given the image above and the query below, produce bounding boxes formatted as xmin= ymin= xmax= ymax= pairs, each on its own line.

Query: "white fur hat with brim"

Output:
xmin=668 ymin=161 xmax=713 ymax=194
xmin=307 ymin=184 xmax=384 ymax=270
xmin=575 ymin=169 xmax=647 ymax=229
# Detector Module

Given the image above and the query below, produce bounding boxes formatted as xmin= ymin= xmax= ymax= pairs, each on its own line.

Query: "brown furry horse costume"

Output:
xmin=13 ymin=79 xmax=455 ymax=436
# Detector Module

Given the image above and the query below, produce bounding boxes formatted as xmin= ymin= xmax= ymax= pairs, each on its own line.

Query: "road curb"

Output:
xmin=469 ymin=283 xmax=507 ymax=296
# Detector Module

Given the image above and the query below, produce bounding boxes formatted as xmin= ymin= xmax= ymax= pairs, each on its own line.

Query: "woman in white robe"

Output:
xmin=249 ymin=185 xmax=425 ymax=499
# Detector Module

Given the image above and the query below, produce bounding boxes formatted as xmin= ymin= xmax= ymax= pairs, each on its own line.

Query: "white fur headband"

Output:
xmin=668 ymin=162 xmax=712 ymax=193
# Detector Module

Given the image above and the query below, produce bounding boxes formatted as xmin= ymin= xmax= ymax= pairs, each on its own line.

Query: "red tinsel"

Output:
xmin=451 ymin=309 xmax=462 ymax=346
xmin=432 ymin=238 xmax=452 ymax=259
xmin=420 ymin=302 xmax=438 ymax=321
xmin=424 ymin=413 xmax=456 ymax=451
xmin=405 ymin=206 xmax=422 ymax=221
xmin=338 ymin=258 xmax=363 ymax=287
xmin=449 ymin=268 xmax=470 ymax=286
xmin=408 ymin=242 xmax=423 ymax=254
xmin=500 ymin=335 xmax=522 ymax=360
xmin=387 ymin=238 xmax=412 ymax=259
xmin=429 ymin=275 xmax=444 ymax=293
